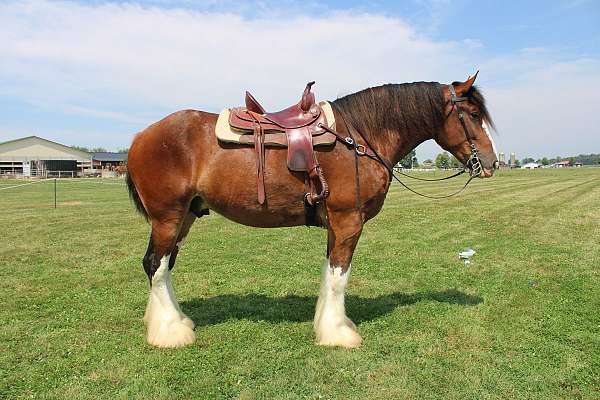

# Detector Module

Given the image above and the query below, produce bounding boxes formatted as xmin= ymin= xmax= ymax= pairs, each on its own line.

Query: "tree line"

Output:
xmin=398 ymin=150 xmax=461 ymax=169
xmin=71 ymin=146 xmax=128 ymax=153
xmin=521 ymin=154 xmax=600 ymax=166
xmin=398 ymin=151 xmax=600 ymax=170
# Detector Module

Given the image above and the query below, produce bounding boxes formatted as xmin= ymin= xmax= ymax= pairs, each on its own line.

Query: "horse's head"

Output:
xmin=435 ymin=73 xmax=498 ymax=178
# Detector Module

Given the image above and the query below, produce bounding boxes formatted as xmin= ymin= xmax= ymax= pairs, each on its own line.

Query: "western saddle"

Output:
xmin=228 ymin=81 xmax=331 ymax=206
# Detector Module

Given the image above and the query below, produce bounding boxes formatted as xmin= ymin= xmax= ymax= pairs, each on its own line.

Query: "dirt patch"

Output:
xmin=60 ymin=201 xmax=83 ymax=206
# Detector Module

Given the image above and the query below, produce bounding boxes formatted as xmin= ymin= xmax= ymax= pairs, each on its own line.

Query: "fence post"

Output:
xmin=54 ymin=178 xmax=57 ymax=209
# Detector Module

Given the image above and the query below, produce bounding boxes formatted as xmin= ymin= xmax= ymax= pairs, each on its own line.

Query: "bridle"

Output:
xmin=448 ymin=84 xmax=483 ymax=178
xmin=319 ymin=83 xmax=487 ymax=200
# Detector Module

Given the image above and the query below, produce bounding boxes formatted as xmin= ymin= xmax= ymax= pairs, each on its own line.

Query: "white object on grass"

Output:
xmin=459 ymin=248 xmax=476 ymax=264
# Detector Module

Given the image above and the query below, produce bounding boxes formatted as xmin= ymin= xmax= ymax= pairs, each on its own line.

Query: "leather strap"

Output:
xmin=248 ymin=111 xmax=266 ymax=204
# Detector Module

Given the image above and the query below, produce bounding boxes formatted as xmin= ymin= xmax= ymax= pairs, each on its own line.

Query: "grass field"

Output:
xmin=1 ymin=168 xmax=599 ymax=399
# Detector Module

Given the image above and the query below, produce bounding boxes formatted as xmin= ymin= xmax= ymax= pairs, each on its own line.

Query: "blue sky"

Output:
xmin=0 ymin=0 xmax=598 ymax=160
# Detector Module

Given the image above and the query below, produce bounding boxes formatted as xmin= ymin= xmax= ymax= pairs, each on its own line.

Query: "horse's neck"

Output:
xmin=366 ymin=126 xmax=431 ymax=167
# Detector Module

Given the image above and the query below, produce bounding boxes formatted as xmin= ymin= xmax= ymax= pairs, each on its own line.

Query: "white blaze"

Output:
xmin=482 ymin=121 xmax=498 ymax=158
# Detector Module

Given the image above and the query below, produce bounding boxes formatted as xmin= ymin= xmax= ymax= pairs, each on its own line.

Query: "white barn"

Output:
xmin=521 ymin=162 xmax=541 ymax=170
xmin=0 ymin=136 xmax=92 ymax=177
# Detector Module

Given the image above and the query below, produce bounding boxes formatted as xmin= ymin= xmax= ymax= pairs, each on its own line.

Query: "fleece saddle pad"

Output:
xmin=216 ymin=101 xmax=337 ymax=147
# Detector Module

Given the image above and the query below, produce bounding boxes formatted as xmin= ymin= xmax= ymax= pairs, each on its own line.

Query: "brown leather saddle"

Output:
xmin=228 ymin=82 xmax=332 ymax=205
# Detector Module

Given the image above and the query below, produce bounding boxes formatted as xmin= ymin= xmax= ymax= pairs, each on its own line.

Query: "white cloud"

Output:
xmin=0 ymin=0 xmax=598 ymax=158
xmin=0 ymin=1 xmax=477 ymax=110
xmin=483 ymin=57 xmax=600 ymax=159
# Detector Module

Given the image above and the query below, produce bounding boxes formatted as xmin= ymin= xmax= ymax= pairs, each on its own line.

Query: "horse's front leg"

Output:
xmin=314 ymin=210 xmax=363 ymax=348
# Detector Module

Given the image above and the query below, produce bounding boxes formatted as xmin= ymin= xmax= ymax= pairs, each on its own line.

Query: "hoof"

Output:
xmin=181 ymin=316 xmax=195 ymax=330
xmin=146 ymin=317 xmax=196 ymax=348
xmin=315 ymin=318 xmax=363 ymax=348
xmin=316 ymin=325 xmax=363 ymax=348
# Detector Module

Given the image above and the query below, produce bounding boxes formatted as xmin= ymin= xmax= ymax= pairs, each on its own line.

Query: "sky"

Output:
xmin=0 ymin=0 xmax=599 ymax=161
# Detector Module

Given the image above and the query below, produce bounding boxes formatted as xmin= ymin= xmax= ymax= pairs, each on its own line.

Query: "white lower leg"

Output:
xmin=314 ymin=259 xmax=362 ymax=348
xmin=143 ymin=254 xmax=196 ymax=348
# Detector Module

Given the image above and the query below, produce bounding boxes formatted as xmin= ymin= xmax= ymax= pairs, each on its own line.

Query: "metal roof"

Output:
xmin=92 ymin=152 xmax=128 ymax=162
xmin=0 ymin=136 xmax=91 ymax=161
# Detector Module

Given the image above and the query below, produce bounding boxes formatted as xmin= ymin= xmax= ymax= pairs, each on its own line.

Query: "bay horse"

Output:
xmin=126 ymin=74 xmax=498 ymax=348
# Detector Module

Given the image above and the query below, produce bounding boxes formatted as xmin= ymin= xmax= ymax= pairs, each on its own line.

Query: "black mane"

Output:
xmin=332 ymin=81 xmax=494 ymax=144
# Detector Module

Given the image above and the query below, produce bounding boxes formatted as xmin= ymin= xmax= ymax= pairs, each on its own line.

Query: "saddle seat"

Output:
xmin=244 ymin=81 xmax=320 ymax=129
xmin=226 ymin=81 xmax=332 ymax=207
xmin=231 ymin=81 xmax=321 ymax=131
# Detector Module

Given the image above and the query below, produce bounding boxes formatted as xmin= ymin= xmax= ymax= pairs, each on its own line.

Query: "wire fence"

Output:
xmin=1 ymin=177 xmax=127 ymax=209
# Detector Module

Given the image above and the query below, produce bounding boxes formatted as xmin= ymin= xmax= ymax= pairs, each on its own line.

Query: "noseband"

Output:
xmin=448 ymin=85 xmax=483 ymax=177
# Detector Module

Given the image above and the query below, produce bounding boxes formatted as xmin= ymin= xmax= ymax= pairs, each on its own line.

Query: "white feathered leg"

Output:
xmin=314 ymin=259 xmax=362 ymax=348
xmin=143 ymin=254 xmax=196 ymax=348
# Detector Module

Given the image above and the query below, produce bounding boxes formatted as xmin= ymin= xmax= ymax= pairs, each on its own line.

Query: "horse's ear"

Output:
xmin=454 ymin=71 xmax=479 ymax=96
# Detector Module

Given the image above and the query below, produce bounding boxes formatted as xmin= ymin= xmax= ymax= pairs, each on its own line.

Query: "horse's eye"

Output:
xmin=470 ymin=112 xmax=480 ymax=119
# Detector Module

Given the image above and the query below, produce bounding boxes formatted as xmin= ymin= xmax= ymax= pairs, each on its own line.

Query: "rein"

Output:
xmin=320 ymin=84 xmax=482 ymax=199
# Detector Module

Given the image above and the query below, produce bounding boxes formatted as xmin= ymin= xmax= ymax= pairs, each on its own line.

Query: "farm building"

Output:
xmin=550 ymin=160 xmax=571 ymax=168
xmin=521 ymin=162 xmax=541 ymax=169
xmin=0 ymin=136 xmax=92 ymax=177
xmin=92 ymin=152 xmax=127 ymax=169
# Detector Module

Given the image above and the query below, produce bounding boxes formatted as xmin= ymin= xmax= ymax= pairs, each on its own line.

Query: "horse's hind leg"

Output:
xmin=143 ymin=211 xmax=197 ymax=348
xmin=314 ymin=210 xmax=363 ymax=348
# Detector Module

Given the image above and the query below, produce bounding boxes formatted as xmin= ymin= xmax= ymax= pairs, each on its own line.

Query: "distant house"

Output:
xmin=521 ymin=162 xmax=541 ymax=169
xmin=550 ymin=160 xmax=571 ymax=168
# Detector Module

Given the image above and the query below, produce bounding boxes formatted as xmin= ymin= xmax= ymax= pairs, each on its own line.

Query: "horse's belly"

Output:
xmin=199 ymin=150 xmax=312 ymax=228
xmin=209 ymin=202 xmax=306 ymax=228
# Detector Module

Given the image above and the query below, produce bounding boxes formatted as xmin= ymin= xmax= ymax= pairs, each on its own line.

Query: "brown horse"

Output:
xmin=126 ymin=74 xmax=498 ymax=348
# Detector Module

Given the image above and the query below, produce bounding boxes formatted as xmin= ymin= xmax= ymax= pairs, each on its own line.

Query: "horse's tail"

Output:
xmin=126 ymin=172 xmax=149 ymax=221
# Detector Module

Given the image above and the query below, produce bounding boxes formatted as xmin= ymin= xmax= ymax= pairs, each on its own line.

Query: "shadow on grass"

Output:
xmin=181 ymin=289 xmax=482 ymax=327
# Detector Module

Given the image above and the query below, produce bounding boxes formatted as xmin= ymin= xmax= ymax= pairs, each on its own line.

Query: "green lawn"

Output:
xmin=1 ymin=169 xmax=599 ymax=399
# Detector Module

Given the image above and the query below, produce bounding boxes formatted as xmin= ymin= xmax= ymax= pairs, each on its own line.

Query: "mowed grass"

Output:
xmin=1 ymin=169 xmax=599 ymax=399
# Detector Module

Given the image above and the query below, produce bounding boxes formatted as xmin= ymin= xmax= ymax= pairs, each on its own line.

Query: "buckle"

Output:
xmin=344 ymin=137 xmax=355 ymax=146
xmin=356 ymin=144 xmax=366 ymax=155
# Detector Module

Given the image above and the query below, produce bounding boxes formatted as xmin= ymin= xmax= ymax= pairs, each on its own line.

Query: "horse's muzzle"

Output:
xmin=480 ymin=168 xmax=494 ymax=178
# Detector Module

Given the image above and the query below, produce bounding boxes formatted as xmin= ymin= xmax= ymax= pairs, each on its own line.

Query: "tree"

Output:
xmin=399 ymin=149 xmax=417 ymax=169
xmin=449 ymin=155 xmax=462 ymax=168
xmin=117 ymin=148 xmax=129 ymax=154
xmin=541 ymin=157 xmax=549 ymax=166
xmin=522 ymin=157 xmax=534 ymax=164
xmin=71 ymin=145 xmax=90 ymax=152
xmin=435 ymin=152 xmax=450 ymax=169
